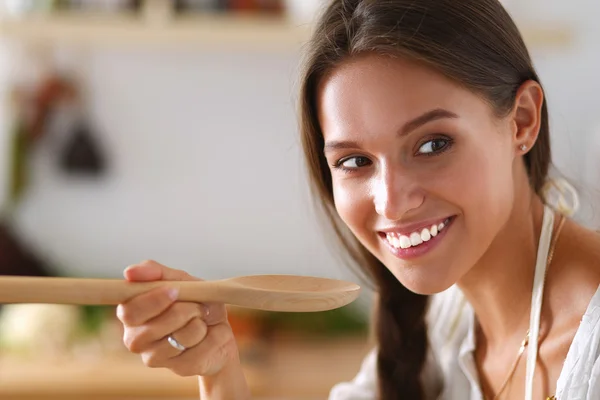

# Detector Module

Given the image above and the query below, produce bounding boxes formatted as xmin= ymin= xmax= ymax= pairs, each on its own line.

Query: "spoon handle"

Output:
xmin=0 ymin=276 xmax=221 ymax=306
xmin=0 ymin=276 xmax=360 ymax=312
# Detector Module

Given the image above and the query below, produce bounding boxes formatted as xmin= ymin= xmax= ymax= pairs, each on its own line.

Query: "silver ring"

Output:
xmin=167 ymin=335 xmax=186 ymax=352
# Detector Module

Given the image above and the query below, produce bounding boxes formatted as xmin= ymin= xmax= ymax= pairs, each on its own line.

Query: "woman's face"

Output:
xmin=318 ymin=54 xmax=524 ymax=294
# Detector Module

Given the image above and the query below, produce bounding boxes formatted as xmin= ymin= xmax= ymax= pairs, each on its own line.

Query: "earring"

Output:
xmin=520 ymin=144 xmax=527 ymax=151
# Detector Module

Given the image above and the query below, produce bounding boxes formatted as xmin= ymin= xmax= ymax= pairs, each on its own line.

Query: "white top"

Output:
xmin=330 ymin=285 xmax=600 ymax=400
xmin=329 ymin=206 xmax=600 ymax=400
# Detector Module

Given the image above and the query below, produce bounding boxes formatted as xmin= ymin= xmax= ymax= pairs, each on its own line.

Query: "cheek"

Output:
xmin=440 ymin=138 xmax=515 ymax=245
xmin=466 ymin=144 xmax=515 ymax=223
xmin=332 ymin=181 xmax=373 ymax=238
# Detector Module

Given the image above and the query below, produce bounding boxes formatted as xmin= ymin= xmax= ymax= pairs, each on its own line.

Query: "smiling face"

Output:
xmin=317 ymin=54 xmax=524 ymax=294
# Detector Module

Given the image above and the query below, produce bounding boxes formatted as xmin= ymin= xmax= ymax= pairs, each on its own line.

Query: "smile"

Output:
xmin=385 ymin=218 xmax=449 ymax=249
xmin=378 ymin=216 xmax=455 ymax=259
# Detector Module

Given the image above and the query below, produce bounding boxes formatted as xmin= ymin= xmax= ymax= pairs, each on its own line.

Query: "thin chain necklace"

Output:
xmin=484 ymin=213 xmax=566 ymax=400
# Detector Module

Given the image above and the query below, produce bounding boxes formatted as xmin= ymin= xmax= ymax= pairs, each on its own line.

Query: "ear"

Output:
xmin=511 ymin=80 xmax=544 ymax=155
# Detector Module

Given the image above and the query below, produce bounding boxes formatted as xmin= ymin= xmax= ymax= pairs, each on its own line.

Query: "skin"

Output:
xmin=116 ymin=261 xmax=250 ymax=399
xmin=318 ymin=53 xmax=600 ymax=399
xmin=117 ymin=53 xmax=600 ymax=399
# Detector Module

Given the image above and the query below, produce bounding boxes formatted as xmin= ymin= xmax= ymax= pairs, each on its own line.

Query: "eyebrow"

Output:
xmin=400 ymin=108 xmax=459 ymax=137
xmin=323 ymin=108 xmax=459 ymax=152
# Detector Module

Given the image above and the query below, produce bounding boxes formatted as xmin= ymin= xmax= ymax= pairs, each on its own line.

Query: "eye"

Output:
xmin=335 ymin=156 xmax=372 ymax=171
xmin=417 ymin=138 xmax=452 ymax=155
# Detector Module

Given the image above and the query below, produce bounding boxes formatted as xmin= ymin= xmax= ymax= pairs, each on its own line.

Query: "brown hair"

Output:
xmin=298 ymin=0 xmax=551 ymax=398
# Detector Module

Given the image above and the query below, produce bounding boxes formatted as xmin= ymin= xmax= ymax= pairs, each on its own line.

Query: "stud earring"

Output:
xmin=520 ymin=144 xmax=527 ymax=151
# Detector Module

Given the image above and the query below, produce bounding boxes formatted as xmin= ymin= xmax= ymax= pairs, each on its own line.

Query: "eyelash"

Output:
xmin=417 ymin=136 xmax=454 ymax=157
xmin=331 ymin=156 xmax=371 ymax=173
xmin=331 ymin=136 xmax=454 ymax=173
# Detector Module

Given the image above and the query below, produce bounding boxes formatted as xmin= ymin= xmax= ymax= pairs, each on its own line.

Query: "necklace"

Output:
xmin=486 ymin=213 xmax=566 ymax=400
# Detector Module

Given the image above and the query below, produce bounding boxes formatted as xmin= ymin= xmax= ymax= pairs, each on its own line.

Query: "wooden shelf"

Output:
xmin=518 ymin=22 xmax=576 ymax=50
xmin=0 ymin=12 xmax=575 ymax=51
xmin=0 ymin=12 xmax=311 ymax=50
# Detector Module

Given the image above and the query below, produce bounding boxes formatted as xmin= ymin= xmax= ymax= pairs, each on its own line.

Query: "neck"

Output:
xmin=458 ymin=193 xmax=547 ymax=346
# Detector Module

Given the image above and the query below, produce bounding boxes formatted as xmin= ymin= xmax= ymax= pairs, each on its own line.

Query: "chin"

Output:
xmin=388 ymin=264 xmax=457 ymax=296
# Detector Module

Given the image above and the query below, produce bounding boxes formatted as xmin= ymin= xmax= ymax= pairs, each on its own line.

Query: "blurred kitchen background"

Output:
xmin=0 ymin=0 xmax=598 ymax=399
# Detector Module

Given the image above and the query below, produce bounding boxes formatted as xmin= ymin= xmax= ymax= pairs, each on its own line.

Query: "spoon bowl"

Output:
xmin=224 ymin=274 xmax=357 ymax=293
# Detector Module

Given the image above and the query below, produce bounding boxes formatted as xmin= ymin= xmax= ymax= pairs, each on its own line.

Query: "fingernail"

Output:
xmin=167 ymin=287 xmax=179 ymax=301
xmin=201 ymin=304 xmax=210 ymax=319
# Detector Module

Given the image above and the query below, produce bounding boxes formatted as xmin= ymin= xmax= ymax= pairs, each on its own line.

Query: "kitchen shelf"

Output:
xmin=0 ymin=12 xmax=575 ymax=51
xmin=0 ymin=12 xmax=311 ymax=50
xmin=518 ymin=22 xmax=575 ymax=50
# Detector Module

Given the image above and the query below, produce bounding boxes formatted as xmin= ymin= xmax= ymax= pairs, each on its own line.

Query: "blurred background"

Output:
xmin=0 ymin=0 xmax=597 ymax=399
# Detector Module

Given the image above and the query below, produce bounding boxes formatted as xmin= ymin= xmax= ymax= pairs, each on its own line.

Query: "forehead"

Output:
xmin=317 ymin=54 xmax=490 ymax=137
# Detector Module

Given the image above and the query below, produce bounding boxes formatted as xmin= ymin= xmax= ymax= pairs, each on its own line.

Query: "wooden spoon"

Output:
xmin=0 ymin=275 xmax=361 ymax=312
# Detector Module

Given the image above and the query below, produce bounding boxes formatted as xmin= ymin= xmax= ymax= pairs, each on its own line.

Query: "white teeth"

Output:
xmin=410 ymin=232 xmax=423 ymax=246
xmin=421 ymin=228 xmax=431 ymax=242
xmin=387 ymin=233 xmax=400 ymax=248
xmin=384 ymin=218 xmax=451 ymax=249
xmin=399 ymin=235 xmax=411 ymax=249
xmin=430 ymin=224 xmax=438 ymax=237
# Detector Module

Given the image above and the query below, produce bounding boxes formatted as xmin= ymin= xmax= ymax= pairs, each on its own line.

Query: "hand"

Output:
xmin=116 ymin=260 xmax=239 ymax=377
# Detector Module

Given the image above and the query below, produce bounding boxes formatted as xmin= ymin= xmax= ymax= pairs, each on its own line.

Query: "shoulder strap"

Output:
xmin=525 ymin=206 xmax=555 ymax=400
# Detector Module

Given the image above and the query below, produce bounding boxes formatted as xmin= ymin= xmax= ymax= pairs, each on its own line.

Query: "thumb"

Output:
xmin=123 ymin=260 xmax=198 ymax=282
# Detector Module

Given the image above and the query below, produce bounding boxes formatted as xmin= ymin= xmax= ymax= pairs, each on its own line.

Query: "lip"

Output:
xmin=378 ymin=216 xmax=452 ymax=236
xmin=379 ymin=216 xmax=456 ymax=260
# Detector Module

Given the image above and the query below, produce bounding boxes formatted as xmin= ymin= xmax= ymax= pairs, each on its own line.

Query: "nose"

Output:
xmin=373 ymin=167 xmax=424 ymax=221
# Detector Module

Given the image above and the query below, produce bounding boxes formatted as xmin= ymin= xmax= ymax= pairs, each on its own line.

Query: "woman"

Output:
xmin=116 ymin=0 xmax=600 ymax=399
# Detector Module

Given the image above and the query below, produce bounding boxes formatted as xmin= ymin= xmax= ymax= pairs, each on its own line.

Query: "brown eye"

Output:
xmin=339 ymin=156 xmax=372 ymax=169
xmin=417 ymin=138 xmax=450 ymax=155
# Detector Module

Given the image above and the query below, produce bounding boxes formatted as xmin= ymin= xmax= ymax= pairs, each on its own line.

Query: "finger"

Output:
xmin=160 ymin=317 xmax=210 ymax=357
xmin=202 ymin=303 xmax=228 ymax=326
xmin=117 ymin=286 xmax=177 ymax=327
xmin=166 ymin=317 xmax=209 ymax=354
xmin=166 ymin=323 xmax=238 ymax=377
xmin=124 ymin=260 xmax=198 ymax=282
xmin=141 ymin=318 xmax=209 ymax=368
xmin=123 ymin=302 xmax=204 ymax=352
